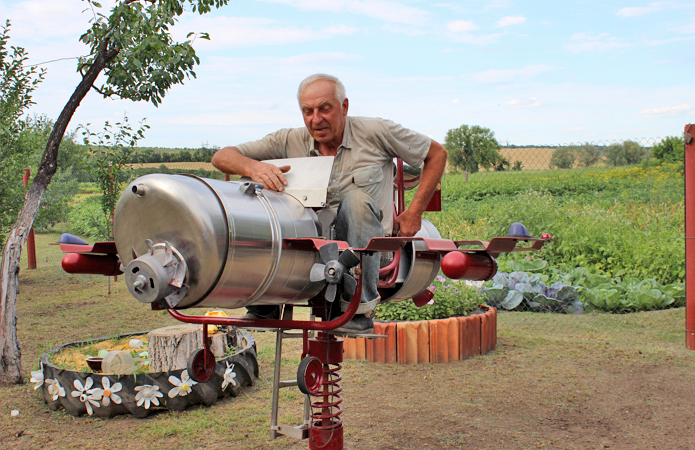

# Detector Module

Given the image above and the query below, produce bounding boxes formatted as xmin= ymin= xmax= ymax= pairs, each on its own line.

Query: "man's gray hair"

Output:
xmin=297 ymin=74 xmax=346 ymax=104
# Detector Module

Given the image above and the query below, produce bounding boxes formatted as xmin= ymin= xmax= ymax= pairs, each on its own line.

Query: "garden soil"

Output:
xmin=2 ymin=271 xmax=695 ymax=450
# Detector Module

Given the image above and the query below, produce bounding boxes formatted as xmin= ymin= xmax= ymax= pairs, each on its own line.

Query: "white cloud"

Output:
xmin=617 ymin=2 xmax=664 ymax=17
xmin=470 ymin=64 xmax=557 ymax=83
xmin=259 ymin=0 xmax=430 ymax=26
xmin=564 ymin=32 xmax=630 ymax=52
xmin=496 ymin=16 xmax=526 ymax=27
xmin=639 ymin=103 xmax=694 ymax=118
xmin=671 ymin=17 xmax=695 ymax=33
xmin=447 ymin=20 xmax=479 ymax=32
xmin=451 ymin=99 xmax=460 ymax=104
xmin=507 ymin=97 xmax=541 ymax=107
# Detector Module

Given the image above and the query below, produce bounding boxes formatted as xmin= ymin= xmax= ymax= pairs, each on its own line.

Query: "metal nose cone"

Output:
xmin=507 ymin=222 xmax=532 ymax=238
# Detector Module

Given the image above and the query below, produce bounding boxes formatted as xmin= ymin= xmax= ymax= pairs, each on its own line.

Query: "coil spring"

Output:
xmin=309 ymin=362 xmax=343 ymax=431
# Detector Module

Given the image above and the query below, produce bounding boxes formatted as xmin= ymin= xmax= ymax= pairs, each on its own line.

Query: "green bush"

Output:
xmin=68 ymin=195 xmax=110 ymax=241
xmin=34 ymin=168 xmax=79 ymax=231
xmin=373 ymin=276 xmax=480 ymax=321
xmin=651 ymin=136 xmax=684 ymax=163
xmin=549 ymin=147 xmax=576 ymax=169
xmin=605 ymin=141 xmax=648 ymax=166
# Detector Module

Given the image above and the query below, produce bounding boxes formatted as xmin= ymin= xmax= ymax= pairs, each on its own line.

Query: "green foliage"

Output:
xmin=574 ymin=143 xmax=602 ymax=168
xmin=555 ymin=267 xmax=685 ymax=312
xmin=0 ymin=21 xmax=46 ymax=245
xmin=443 ymin=125 xmax=503 ymax=175
xmin=80 ymin=115 xmax=149 ymax=236
xmin=429 ymin=164 xmax=684 ymax=286
xmin=605 ymin=140 xmax=648 ymax=166
xmin=67 ymin=195 xmax=110 ymax=241
xmin=651 ymin=136 xmax=684 ymax=163
xmin=34 ymin=168 xmax=80 ymax=231
xmin=373 ymin=276 xmax=479 ymax=321
xmin=79 ymin=0 xmax=229 ymax=107
xmin=549 ymin=146 xmax=576 ymax=169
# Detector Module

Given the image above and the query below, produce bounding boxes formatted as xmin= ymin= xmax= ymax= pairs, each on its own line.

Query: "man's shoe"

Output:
xmin=333 ymin=314 xmax=374 ymax=334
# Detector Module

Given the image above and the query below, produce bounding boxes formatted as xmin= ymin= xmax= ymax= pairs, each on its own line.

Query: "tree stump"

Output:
xmin=148 ymin=324 xmax=227 ymax=373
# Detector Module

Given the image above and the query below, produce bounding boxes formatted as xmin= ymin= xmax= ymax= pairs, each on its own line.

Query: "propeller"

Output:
xmin=310 ymin=242 xmax=361 ymax=302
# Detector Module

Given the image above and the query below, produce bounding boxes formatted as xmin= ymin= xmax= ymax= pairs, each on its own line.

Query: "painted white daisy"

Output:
xmin=168 ymin=370 xmax=198 ymax=398
xmin=134 ymin=384 xmax=163 ymax=409
xmin=221 ymin=362 xmax=237 ymax=390
xmin=71 ymin=377 xmax=102 ymax=415
xmin=30 ymin=363 xmax=44 ymax=390
xmin=90 ymin=377 xmax=123 ymax=407
xmin=45 ymin=378 xmax=66 ymax=401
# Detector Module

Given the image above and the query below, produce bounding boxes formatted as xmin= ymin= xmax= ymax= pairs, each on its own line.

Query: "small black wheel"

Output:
xmin=297 ymin=356 xmax=323 ymax=395
xmin=187 ymin=348 xmax=215 ymax=383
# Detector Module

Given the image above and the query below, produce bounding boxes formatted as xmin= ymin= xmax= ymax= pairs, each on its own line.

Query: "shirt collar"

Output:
xmin=307 ymin=116 xmax=352 ymax=156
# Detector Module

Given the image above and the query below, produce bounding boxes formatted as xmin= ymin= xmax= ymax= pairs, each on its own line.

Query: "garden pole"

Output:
xmin=23 ymin=169 xmax=37 ymax=270
xmin=684 ymin=124 xmax=695 ymax=350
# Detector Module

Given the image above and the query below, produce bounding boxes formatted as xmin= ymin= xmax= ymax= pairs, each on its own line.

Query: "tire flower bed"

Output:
xmin=30 ymin=328 xmax=258 ymax=418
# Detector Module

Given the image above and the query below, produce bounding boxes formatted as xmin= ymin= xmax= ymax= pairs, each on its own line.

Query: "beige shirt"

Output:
xmin=236 ymin=116 xmax=432 ymax=235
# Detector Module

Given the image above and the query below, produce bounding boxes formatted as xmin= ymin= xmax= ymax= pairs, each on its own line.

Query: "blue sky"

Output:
xmin=2 ymin=0 xmax=694 ymax=148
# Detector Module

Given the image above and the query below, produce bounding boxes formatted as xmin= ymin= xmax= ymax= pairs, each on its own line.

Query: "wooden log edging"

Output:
xmin=344 ymin=306 xmax=497 ymax=364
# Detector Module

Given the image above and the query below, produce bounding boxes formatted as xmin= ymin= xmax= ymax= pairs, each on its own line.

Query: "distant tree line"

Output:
xmin=548 ymin=137 xmax=684 ymax=169
xmin=128 ymin=145 xmax=219 ymax=163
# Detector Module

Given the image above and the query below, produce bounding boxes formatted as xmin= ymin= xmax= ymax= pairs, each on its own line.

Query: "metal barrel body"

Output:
xmin=114 ymin=174 xmax=322 ymax=309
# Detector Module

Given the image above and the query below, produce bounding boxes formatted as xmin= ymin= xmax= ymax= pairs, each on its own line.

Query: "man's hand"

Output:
xmin=394 ymin=209 xmax=422 ymax=237
xmin=249 ymin=162 xmax=291 ymax=191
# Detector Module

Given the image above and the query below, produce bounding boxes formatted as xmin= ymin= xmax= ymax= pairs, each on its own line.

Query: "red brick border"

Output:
xmin=343 ymin=306 xmax=497 ymax=364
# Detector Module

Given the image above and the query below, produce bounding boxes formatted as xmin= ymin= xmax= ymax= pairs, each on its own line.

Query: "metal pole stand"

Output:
xmin=268 ymin=307 xmax=312 ymax=440
xmin=306 ymin=332 xmax=344 ymax=450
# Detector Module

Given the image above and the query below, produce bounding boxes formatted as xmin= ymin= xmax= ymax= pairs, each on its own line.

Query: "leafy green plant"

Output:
xmin=374 ymin=275 xmax=480 ymax=321
xmin=555 ymin=267 xmax=685 ymax=313
xmin=80 ymin=115 xmax=148 ymax=237
xmin=605 ymin=140 xmax=648 ymax=166
xmin=68 ymin=195 xmax=110 ymax=241
xmin=651 ymin=136 xmax=684 ymax=163
xmin=481 ymin=271 xmax=583 ymax=314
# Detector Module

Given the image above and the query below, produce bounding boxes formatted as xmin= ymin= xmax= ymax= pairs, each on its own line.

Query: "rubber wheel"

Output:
xmin=297 ymin=356 xmax=323 ymax=395
xmin=187 ymin=348 xmax=216 ymax=383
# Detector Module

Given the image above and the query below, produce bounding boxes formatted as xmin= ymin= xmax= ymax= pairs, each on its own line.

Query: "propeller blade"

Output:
xmin=342 ymin=274 xmax=357 ymax=300
xmin=310 ymin=263 xmax=327 ymax=282
xmin=319 ymin=242 xmax=339 ymax=264
xmin=338 ymin=248 xmax=360 ymax=270
xmin=325 ymin=283 xmax=337 ymax=302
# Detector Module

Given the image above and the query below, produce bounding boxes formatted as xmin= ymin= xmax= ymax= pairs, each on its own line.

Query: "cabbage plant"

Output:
xmin=481 ymin=271 xmax=583 ymax=314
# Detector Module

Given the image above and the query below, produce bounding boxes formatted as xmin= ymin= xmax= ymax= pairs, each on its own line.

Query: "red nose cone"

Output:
xmin=441 ymin=251 xmax=468 ymax=279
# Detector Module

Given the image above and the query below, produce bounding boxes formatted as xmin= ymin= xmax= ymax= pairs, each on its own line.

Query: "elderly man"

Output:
xmin=211 ymin=74 xmax=447 ymax=333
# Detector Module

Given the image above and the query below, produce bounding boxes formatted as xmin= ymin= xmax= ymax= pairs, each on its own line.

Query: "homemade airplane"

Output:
xmin=58 ymin=156 xmax=551 ymax=450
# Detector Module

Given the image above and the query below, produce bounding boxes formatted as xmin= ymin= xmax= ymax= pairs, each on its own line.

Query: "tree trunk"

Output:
xmin=148 ymin=324 xmax=227 ymax=373
xmin=0 ymin=42 xmax=118 ymax=385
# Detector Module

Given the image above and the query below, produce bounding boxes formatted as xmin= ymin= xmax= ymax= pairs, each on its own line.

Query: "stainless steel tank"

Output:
xmin=114 ymin=174 xmax=322 ymax=309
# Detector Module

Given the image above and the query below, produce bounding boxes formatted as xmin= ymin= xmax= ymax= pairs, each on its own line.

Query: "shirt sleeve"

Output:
xmin=236 ymin=128 xmax=294 ymax=160
xmin=377 ymin=119 xmax=431 ymax=168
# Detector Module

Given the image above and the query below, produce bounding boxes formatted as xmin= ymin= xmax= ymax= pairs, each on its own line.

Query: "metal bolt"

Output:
xmin=133 ymin=275 xmax=147 ymax=290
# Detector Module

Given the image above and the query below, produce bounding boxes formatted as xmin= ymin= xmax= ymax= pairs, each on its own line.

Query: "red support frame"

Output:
xmin=684 ymin=124 xmax=695 ymax=350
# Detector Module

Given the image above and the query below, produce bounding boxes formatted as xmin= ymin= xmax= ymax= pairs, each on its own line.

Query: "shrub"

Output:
xmin=373 ymin=275 xmax=480 ymax=321
xmin=68 ymin=195 xmax=110 ymax=241
xmin=575 ymin=144 xmax=602 ymax=167
xmin=651 ymin=136 xmax=684 ymax=163
xmin=605 ymin=140 xmax=648 ymax=166
xmin=34 ymin=168 xmax=79 ymax=231
xmin=549 ymin=146 xmax=575 ymax=169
